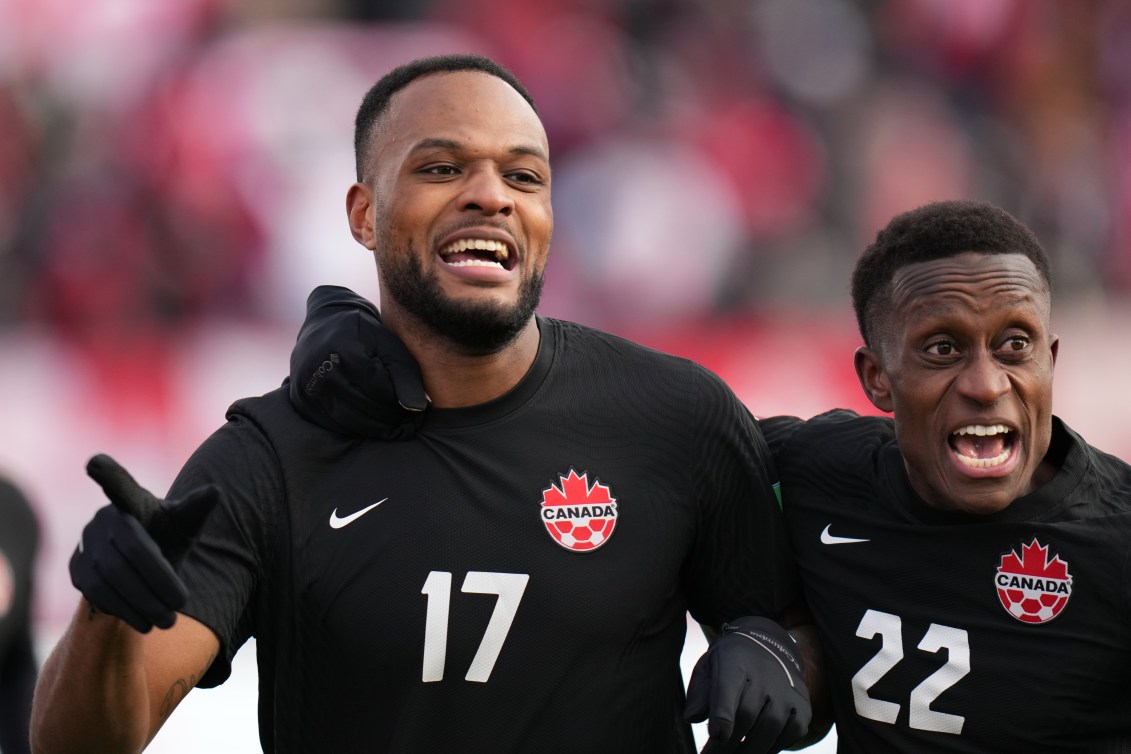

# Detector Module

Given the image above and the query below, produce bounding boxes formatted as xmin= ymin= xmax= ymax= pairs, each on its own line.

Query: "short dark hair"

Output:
xmin=353 ymin=54 xmax=537 ymax=181
xmin=851 ymin=199 xmax=1053 ymax=349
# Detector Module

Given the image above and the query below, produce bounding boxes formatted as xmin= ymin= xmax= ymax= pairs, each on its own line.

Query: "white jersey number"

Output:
xmin=420 ymin=570 xmax=530 ymax=683
xmin=851 ymin=609 xmax=970 ymax=734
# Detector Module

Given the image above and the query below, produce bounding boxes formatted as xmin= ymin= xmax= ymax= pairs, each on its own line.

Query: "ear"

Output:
xmin=1049 ymin=333 xmax=1059 ymax=367
xmin=854 ymin=346 xmax=894 ymax=413
xmin=346 ymin=182 xmax=377 ymax=250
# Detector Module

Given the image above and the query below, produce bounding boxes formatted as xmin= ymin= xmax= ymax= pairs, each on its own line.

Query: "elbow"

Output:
xmin=29 ymin=691 xmax=147 ymax=754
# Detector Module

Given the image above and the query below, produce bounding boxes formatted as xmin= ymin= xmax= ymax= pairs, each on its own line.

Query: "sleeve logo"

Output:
xmin=540 ymin=469 xmax=618 ymax=552
xmin=994 ymin=538 xmax=1073 ymax=624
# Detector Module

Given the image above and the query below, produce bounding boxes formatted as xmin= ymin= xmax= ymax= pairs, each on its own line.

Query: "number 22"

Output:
xmin=420 ymin=571 xmax=529 ymax=683
xmin=851 ymin=608 xmax=970 ymax=734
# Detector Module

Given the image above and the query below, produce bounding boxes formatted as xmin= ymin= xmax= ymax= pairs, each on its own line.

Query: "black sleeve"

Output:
xmin=682 ymin=369 xmax=800 ymax=629
xmin=756 ymin=415 xmax=806 ymax=471
xmin=0 ymin=478 xmax=39 ymax=754
xmin=0 ymin=624 xmax=36 ymax=754
xmin=170 ymin=416 xmax=284 ymax=687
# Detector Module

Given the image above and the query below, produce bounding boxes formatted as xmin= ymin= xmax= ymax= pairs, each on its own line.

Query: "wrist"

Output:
xmin=721 ymin=616 xmax=804 ymax=677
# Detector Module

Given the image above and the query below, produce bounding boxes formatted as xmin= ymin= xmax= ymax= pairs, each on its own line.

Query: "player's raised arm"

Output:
xmin=30 ymin=455 xmax=221 ymax=753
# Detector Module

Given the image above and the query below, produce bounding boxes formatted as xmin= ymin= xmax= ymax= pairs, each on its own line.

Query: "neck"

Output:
xmin=394 ymin=316 xmax=540 ymax=408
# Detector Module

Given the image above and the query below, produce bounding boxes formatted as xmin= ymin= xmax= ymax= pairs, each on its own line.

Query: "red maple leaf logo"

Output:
xmin=999 ymin=539 xmax=1069 ymax=580
xmin=542 ymin=470 xmax=614 ymax=507
xmin=540 ymin=470 xmax=618 ymax=552
xmin=995 ymin=538 xmax=1073 ymax=624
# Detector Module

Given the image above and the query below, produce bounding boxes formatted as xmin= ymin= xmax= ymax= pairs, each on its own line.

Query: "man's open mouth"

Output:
xmin=439 ymin=238 xmax=516 ymax=271
xmin=949 ymin=424 xmax=1015 ymax=469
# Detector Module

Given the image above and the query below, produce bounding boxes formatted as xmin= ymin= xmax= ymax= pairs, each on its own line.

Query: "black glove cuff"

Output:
xmin=720 ymin=616 xmax=804 ymax=682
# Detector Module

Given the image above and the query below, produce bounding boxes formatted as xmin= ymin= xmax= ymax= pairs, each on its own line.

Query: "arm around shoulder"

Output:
xmin=31 ymin=603 xmax=219 ymax=754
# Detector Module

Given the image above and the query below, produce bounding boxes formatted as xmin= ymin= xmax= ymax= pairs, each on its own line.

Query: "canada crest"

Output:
xmin=540 ymin=469 xmax=618 ymax=552
xmin=994 ymin=538 xmax=1073 ymax=624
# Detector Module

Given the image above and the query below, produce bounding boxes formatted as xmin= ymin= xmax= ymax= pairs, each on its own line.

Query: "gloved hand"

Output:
xmin=69 ymin=454 xmax=220 ymax=633
xmin=685 ymin=616 xmax=812 ymax=754
xmin=289 ymin=285 xmax=428 ymax=440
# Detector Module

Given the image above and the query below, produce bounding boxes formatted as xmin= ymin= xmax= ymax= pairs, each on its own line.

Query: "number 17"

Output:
xmin=420 ymin=570 xmax=530 ymax=683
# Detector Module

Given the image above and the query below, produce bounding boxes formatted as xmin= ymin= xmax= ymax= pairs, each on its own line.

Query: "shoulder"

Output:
xmin=226 ymin=384 xmax=357 ymax=455
xmin=764 ymin=409 xmax=894 ymax=468
xmin=546 ymin=317 xmax=733 ymax=394
xmin=1058 ymin=418 xmax=1131 ymax=513
xmin=547 ymin=317 xmax=702 ymax=370
xmin=550 ymin=318 xmax=753 ymax=433
xmin=226 ymin=384 xmax=297 ymax=426
xmin=170 ymin=409 xmax=284 ymax=501
xmin=762 ymin=408 xmax=891 ymax=440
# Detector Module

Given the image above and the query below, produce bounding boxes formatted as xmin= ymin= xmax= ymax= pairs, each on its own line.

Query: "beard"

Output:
xmin=378 ymin=244 xmax=545 ymax=355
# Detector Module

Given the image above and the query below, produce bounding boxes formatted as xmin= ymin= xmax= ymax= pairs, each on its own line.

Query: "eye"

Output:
xmin=925 ymin=339 xmax=959 ymax=357
xmin=505 ymin=170 xmax=545 ymax=187
xmin=421 ymin=164 xmax=459 ymax=176
xmin=997 ymin=335 xmax=1032 ymax=358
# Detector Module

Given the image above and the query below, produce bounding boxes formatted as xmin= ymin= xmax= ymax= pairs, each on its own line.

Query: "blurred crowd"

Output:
xmin=0 ymin=0 xmax=1130 ymax=462
xmin=4 ymin=0 xmax=1131 ymax=683
xmin=2 ymin=0 xmax=1130 ymax=341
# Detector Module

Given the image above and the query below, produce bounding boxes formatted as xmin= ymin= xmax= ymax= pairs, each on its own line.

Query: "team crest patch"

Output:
xmin=994 ymin=538 xmax=1073 ymax=624
xmin=540 ymin=469 xmax=618 ymax=552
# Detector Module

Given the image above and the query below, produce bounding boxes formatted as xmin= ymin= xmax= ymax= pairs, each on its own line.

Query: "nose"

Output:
xmin=459 ymin=165 xmax=514 ymax=217
xmin=955 ymin=350 xmax=1011 ymax=405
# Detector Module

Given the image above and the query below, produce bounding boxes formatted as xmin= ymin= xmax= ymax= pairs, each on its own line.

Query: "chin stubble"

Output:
xmin=379 ymin=246 xmax=544 ymax=354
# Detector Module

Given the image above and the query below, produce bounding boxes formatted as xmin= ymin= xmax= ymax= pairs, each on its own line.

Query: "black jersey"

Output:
xmin=0 ymin=477 xmax=39 ymax=754
xmin=763 ymin=410 xmax=1131 ymax=753
xmin=171 ymin=316 xmax=797 ymax=754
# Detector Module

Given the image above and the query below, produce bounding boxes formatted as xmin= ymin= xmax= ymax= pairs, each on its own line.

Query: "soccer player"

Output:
xmin=759 ymin=199 xmax=1131 ymax=751
xmin=280 ymin=198 xmax=1131 ymax=752
xmin=30 ymin=55 xmax=814 ymax=753
xmin=0 ymin=476 xmax=38 ymax=754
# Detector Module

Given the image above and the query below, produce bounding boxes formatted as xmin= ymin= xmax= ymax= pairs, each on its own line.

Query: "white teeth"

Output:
xmin=954 ymin=448 xmax=1012 ymax=468
xmin=440 ymin=238 xmax=509 ymax=260
xmin=951 ymin=424 xmax=1012 ymax=468
xmin=446 ymin=259 xmax=503 ymax=268
xmin=953 ymin=424 xmax=1009 ymax=437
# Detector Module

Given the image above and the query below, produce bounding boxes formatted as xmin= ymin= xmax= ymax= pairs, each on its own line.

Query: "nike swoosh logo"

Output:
xmin=820 ymin=524 xmax=870 ymax=545
xmin=329 ymin=498 xmax=388 ymax=529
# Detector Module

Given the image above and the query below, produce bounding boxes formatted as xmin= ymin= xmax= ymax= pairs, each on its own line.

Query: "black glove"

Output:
xmin=289 ymin=285 xmax=428 ymax=440
xmin=685 ymin=616 xmax=811 ymax=754
xmin=69 ymin=454 xmax=219 ymax=633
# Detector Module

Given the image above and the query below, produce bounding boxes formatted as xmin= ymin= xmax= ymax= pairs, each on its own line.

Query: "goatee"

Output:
xmin=379 ymin=249 xmax=544 ymax=354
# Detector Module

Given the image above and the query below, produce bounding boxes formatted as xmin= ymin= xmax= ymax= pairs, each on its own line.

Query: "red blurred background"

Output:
xmin=2 ymin=1 xmax=1129 ymax=749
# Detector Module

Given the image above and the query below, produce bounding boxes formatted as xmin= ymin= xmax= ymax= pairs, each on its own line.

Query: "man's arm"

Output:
xmin=31 ymin=604 xmax=218 ymax=753
xmin=755 ymin=416 xmax=833 ymax=747
xmin=783 ymin=620 xmax=832 ymax=749
xmin=31 ymin=455 xmax=221 ymax=753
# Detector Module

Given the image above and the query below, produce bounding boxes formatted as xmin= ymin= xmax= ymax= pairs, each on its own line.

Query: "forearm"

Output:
xmin=785 ymin=622 xmax=833 ymax=748
xmin=31 ymin=600 xmax=155 ymax=754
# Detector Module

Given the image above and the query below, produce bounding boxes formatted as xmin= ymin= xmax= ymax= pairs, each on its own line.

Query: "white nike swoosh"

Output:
xmin=329 ymin=498 xmax=388 ymax=529
xmin=820 ymin=524 xmax=870 ymax=545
